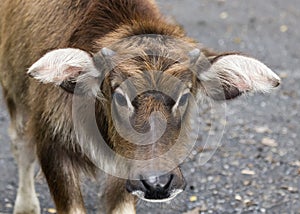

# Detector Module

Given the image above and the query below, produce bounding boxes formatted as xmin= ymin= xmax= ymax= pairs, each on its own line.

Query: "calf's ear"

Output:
xmin=28 ymin=48 xmax=101 ymax=96
xmin=196 ymin=54 xmax=281 ymax=100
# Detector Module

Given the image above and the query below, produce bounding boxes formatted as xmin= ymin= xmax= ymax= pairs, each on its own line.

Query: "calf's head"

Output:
xmin=28 ymin=36 xmax=280 ymax=202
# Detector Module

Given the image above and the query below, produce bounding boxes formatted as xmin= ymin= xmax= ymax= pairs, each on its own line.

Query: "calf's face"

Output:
xmin=28 ymin=36 xmax=280 ymax=202
xmin=107 ymin=68 xmax=196 ymax=202
xmin=99 ymin=44 xmax=199 ymax=201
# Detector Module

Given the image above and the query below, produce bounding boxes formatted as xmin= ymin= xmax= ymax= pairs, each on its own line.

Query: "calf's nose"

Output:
xmin=126 ymin=172 xmax=186 ymax=200
xmin=142 ymin=174 xmax=173 ymax=191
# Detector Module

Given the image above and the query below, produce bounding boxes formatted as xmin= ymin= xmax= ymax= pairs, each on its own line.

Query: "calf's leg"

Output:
xmin=104 ymin=176 xmax=136 ymax=214
xmin=37 ymin=142 xmax=88 ymax=214
xmin=3 ymin=92 xmax=40 ymax=214
xmin=9 ymin=122 xmax=40 ymax=214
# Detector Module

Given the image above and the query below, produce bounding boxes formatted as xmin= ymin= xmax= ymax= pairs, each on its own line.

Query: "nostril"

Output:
xmin=141 ymin=178 xmax=151 ymax=189
xmin=142 ymin=174 xmax=174 ymax=190
xmin=164 ymin=174 xmax=174 ymax=189
xmin=128 ymin=173 xmax=185 ymax=200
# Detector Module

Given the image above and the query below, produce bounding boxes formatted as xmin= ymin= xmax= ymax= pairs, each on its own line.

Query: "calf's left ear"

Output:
xmin=196 ymin=53 xmax=281 ymax=100
xmin=28 ymin=48 xmax=102 ymax=96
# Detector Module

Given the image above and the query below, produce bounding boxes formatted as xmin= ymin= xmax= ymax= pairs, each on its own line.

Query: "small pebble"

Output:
xmin=224 ymin=164 xmax=230 ymax=170
xmin=281 ymin=186 xmax=299 ymax=193
xmin=219 ymin=12 xmax=228 ymax=19
xmin=260 ymin=208 xmax=267 ymax=213
xmin=291 ymin=160 xmax=300 ymax=167
xmin=235 ymin=194 xmax=242 ymax=201
xmin=261 ymin=137 xmax=278 ymax=147
xmin=189 ymin=195 xmax=198 ymax=202
xmin=241 ymin=169 xmax=256 ymax=175
xmin=280 ymin=25 xmax=288 ymax=32
xmin=47 ymin=208 xmax=57 ymax=214
xmin=254 ymin=126 xmax=272 ymax=134
xmin=244 ymin=199 xmax=253 ymax=206
xmin=243 ymin=180 xmax=251 ymax=186
xmin=246 ymin=190 xmax=254 ymax=196
xmin=5 ymin=203 xmax=12 ymax=208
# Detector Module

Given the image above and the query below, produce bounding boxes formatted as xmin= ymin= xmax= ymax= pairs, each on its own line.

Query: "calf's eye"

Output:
xmin=178 ymin=93 xmax=189 ymax=107
xmin=115 ymin=93 xmax=127 ymax=107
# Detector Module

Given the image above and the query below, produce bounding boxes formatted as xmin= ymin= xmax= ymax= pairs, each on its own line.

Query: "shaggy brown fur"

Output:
xmin=0 ymin=1 xmax=199 ymax=213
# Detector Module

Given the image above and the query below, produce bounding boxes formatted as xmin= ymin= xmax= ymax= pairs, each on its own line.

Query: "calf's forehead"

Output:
xmin=97 ymin=36 xmax=199 ymax=96
xmin=107 ymin=54 xmax=194 ymax=90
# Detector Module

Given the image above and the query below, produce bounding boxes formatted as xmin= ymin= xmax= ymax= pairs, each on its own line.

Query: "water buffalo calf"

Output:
xmin=0 ymin=0 xmax=280 ymax=213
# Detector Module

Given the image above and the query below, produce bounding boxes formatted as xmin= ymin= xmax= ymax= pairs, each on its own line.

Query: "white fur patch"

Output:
xmin=115 ymin=87 xmax=135 ymax=112
xmin=131 ymin=189 xmax=183 ymax=203
xmin=172 ymin=88 xmax=190 ymax=113
xmin=111 ymin=202 xmax=136 ymax=214
xmin=199 ymin=55 xmax=281 ymax=94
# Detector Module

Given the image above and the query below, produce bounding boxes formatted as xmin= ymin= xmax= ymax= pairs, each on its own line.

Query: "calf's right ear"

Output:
xmin=28 ymin=48 xmax=102 ymax=96
xmin=194 ymin=53 xmax=281 ymax=100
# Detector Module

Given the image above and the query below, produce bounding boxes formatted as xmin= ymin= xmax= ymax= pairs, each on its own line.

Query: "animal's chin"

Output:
xmin=131 ymin=189 xmax=183 ymax=203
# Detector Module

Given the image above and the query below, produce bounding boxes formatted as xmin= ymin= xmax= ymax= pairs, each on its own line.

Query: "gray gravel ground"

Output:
xmin=1 ymin=0 xmax=299 ymax=213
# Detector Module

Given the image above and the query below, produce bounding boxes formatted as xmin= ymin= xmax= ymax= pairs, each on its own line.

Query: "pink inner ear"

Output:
xmin=234 ymin=80 xmax=252 ymax=91
xmin=65 ymin=66 xmax=83 ymax=75
xmin=51 ymin=66 xmax=83 ymax=82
